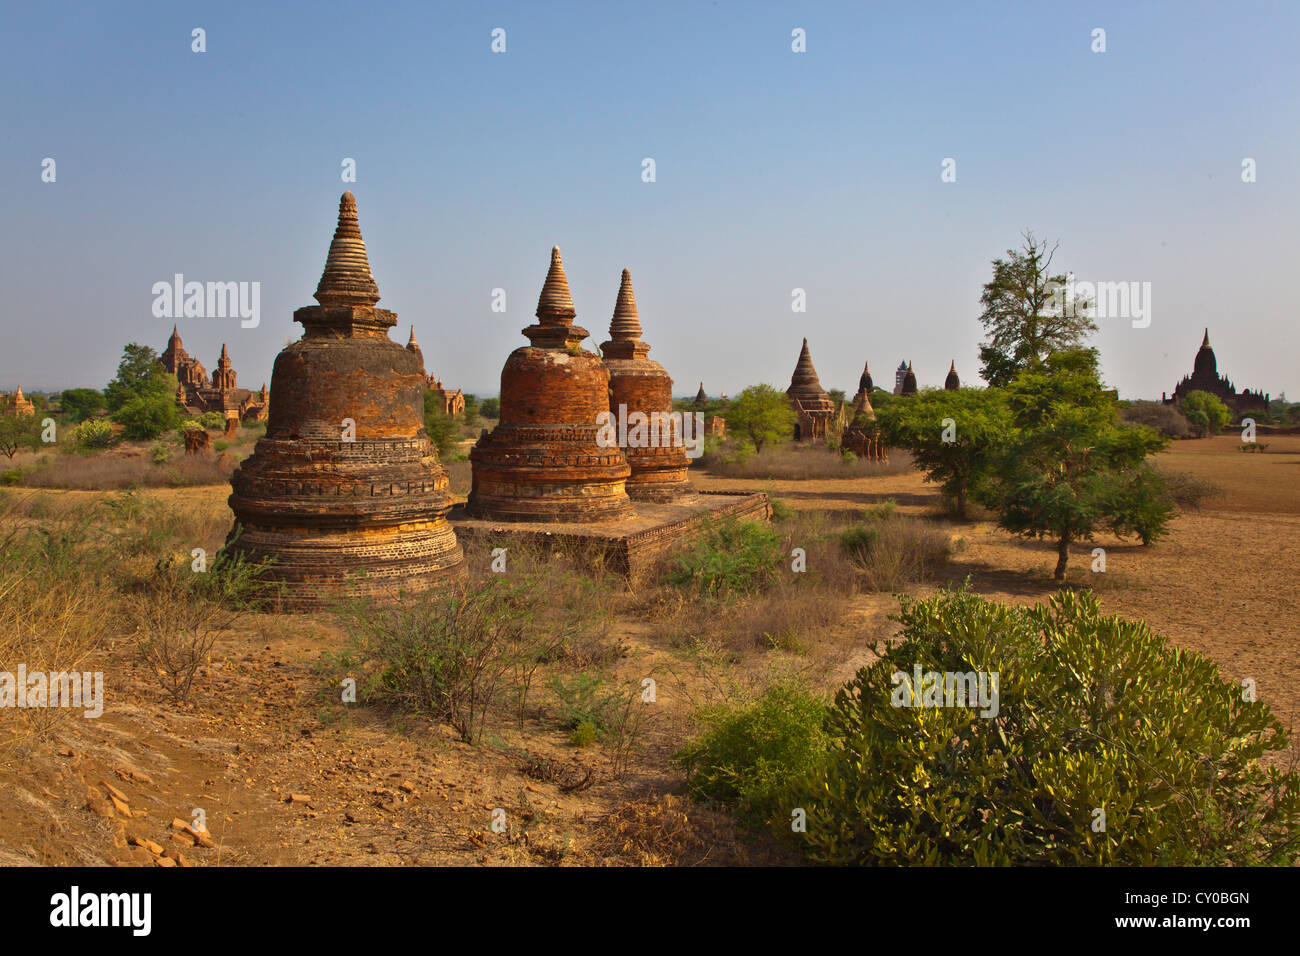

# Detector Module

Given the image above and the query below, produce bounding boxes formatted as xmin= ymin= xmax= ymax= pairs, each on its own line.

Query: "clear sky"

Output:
xmin=3 ymin=0 xmax=1297 ymax=401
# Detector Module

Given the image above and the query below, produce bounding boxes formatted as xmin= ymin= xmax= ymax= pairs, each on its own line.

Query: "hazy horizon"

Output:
xmin=4 ymin=1 xmax=1296 ymax=403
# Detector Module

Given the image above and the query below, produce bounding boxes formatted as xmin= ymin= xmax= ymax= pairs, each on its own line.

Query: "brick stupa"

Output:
xmin=226 ymin=192 xmax=465 ymax=608
xmin=467 ymin=247 xmax=632 ymax=523
xmin=787 ymin=338 xmax=835 ymax=441
xmin=599 ymin=269 xmax=690 ymax=501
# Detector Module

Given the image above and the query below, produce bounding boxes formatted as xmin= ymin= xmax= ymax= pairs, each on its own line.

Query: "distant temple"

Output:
xmin=900 ymin=361 xmax=918 ymax=396
xmin=893 ymin=360 xmax=909 ymax=395
xmin=159 ymin=327 xmax=268 ymax=423
xmin=945 ymin=361 xmax=960 ymax=391
xmin=786 ymin=338 xmax=835 ymax=441
xmin=406 ymin=326 xmax=465 ymax=417
xmin=1 ymin=386 xmax=35 ymax=417
xmin=1162 ymin=329 xmax=1268 ymax=417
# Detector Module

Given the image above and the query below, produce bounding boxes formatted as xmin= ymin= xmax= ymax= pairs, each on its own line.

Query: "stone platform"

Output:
xmin=447 ymin=490 xmax=771 ymax=579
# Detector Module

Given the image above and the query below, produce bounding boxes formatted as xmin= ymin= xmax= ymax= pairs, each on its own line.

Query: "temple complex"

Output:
xmin=786 ymin=338 xmax=835 ymax=441
xmin=1 ymin=386 xmax=35 ymax=417
xmin=406 ymin=327 xmax=465 ymax=417
xmin=945 ymin=361 xmax=960 ymax=391
xmin=159 ymin=327 xmax=268 ymax=423
xmin=226 ymin=191 xmax=464 ymax=609
xmin=1163 ymin=329 xmax=1268 ymax=417
xmin=599 ymin=269 xmax=690 ymax=501
xmin=467 ymin=246 xmax=633 ymax=523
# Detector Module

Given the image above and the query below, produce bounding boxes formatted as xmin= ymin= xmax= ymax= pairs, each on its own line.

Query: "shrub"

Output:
xmin=676 ymin=678 xmax=830 ymax=825
xmin=71 ymin=419 xmax=113 ymax=449
xmin=769 ymin=498 xmax=794 ymax=522
xmin=787 ymin=586 xmax=1300 ymax=865
xmin=1181 ymin=390 xmax=1232 ymax=436
xmin=150 ymin=443 xmax=172 ymax=465
xmin=1119 ymin=401 xmax=1190 ymax=439
xmin=199 ymin=411 xmax=225 ymax=430
xmin=668 ymin=518 xmax=783 ymax=596
xmin=1155 ymin=467 xmax=1223 ymax=511
xmin=838 ymin=512 xmax=951 ymax=591
xmin=1 ymin=468 xmax=21 ymax=486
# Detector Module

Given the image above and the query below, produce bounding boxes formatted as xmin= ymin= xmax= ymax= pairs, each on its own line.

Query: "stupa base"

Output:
xmin=448 ymin=490 xmax=770 ymax=580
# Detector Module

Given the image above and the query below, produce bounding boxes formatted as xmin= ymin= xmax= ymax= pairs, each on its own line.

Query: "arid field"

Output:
xmin=2 ymin=433 xmax=1297 ymax=866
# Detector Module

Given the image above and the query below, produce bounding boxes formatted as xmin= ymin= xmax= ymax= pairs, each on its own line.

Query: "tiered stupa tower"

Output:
xmin=467 ymin=247 xmax=632 ymax=523
xmin=901 ymin=361 xmax=918 ymax=395
xmin=599 ymin=269 xmax=690 ymax=501
xmin=786 ymin=338 xmax=835 ymax=441
xmin=944 ymin=360 xmax=960 ymax=391
xmin=226 ymin=192 xmax=464 ymax=608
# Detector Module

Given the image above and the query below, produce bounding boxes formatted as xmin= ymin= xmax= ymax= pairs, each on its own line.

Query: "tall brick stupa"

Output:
xmin=467 ymin=246 xmax=632 ymax=523
xmin=226 ymin=192 xmax=465 ymax=608
xmin=599 ymin=269 xmax=690 ymax=501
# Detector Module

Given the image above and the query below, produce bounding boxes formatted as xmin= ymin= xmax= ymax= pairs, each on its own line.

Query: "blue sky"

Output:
xmin=3 ymin=0 xmax=1297 ymax=401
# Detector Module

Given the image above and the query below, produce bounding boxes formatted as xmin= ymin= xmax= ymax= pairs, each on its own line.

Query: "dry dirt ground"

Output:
xmin=1 ymin=434 xmax=1296 ymax=866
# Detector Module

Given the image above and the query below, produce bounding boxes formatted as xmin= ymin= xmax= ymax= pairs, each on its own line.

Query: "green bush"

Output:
xmin=676 ymin=678 xmax=830 ymax=825
xmin=667 ymin=518 xmax=782 ymax=596
xmin=200 ymin=411 xmax=226 ymax=430
xmin=71 ymin=419 xmax=113 ymax=449
xmin=786 ymin=586 xmax=1300 ymax=865
xmin=1 ymin=468 xmax=22 ymax=486
xmin=150 ymin=443 xmax=172 ymax=465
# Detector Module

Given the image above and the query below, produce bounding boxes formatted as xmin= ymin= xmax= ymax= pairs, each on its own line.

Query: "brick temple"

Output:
xmin=841 ymin=359 xmax=887 ymax=462
xmin=226 ymin=191 xmax=465 ymax=608
xmin=467 ymin=246 xmax=633 ymax=523
xmin=1163 ymin=329 xmax=1268 ymax=417
xmin=786 ymin=338 xmax=835 ymax=441
xmin=159 ymin=327 xmax=268 ymax=423
xmin=599 ymin=268 xmax=690 ymax=501
xmin=945 ymin=360 xmax=960 ymax=390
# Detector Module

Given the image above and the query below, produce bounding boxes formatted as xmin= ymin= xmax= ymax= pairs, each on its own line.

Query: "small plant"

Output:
xmin=769 ymin=498 xmax=794 ymax=522
xmin=199 ymin=411 xmax=225 ymax=430
xmin=213 ymin=439 xmax=229 ymax=452
xmin=150 ymin=443 xmax=172 ymax=465
xmin=668 ymin=518 xmax=782 ymax=597
xmin=676 ymin=677 xmax=830 ymax=825
xmin=569 ymin=721 xmax=599 ymax=747
xmin=71 ymin=419 xmax=113 ymax=449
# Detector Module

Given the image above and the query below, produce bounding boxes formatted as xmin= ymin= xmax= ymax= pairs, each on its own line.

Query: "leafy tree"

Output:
xmin=423 ymin=390 xmax=460 ymax=459
xmin=462 ymin=393 xmax=480 ymax=427
xmin=0 ymin=412 xmax=42 ymax=459
xmin=59 ymin=387 xmax=105 ymax=423
xmin=1180 ymin=390 xmax=1232 ymax=437
xmin=105 ymin=343 xmax=165 ymax=412
xmin=875 ymin=387 xmax=1011 ymax=516
xmin=114 ymin=388 xmax=180 ymax=441
xmin=724 ymin=384 xmax=797 ymax=453
xmin=479 ymin=397 xmax=500 ymax=420
xmin=978 ymin=232 xmax=1097 ymax=387
xmin=981 ymin=349 xmax=1174 ymax=579
xmin=828 ymin=388 xmax=847 ymax=405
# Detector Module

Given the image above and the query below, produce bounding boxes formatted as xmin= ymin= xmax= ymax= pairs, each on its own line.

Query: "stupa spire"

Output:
xmin=536 ymin=246 xmax=576 ymax=325
xmin=314 ymin=191 xmax=380 ymax=308
xmin=608 ymin=269 xmax=643 ymax=341
xmin=1201 ymin=328 xmax=1211 ymax=349
xmin=790 ymin=338 xmax=825 ymax=390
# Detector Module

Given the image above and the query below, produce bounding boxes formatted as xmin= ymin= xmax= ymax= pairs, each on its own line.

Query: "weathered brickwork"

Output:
xmin=787 ymin=338 xmax=835 ymax=441
xmin=600 ymin=269 xmax=690 ymax=501
xmin=226 ymin=191 xmax=465 ymax=609
xmin=468 ymin=247 xmax=633 ymax=523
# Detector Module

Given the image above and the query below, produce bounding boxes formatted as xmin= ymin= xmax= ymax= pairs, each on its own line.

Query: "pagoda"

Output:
xmin=226 ymin=191 xmax=465 ymax=608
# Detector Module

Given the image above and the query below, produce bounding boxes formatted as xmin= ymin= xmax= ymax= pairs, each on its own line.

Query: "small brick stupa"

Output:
xmin=599 ymin=269 xmax=689 ymax=501
xmin=843 ymin=361 xmax=886 ymax=462
xmin=227 ymin=192 xmax=464 ymax=608
xmin=944 ymin=360 xmax=960 ymax=391
xmin=467 ymin=247 xmax=632 ymax=523
xmin=787 ymin=338 xmax=835 ymax=441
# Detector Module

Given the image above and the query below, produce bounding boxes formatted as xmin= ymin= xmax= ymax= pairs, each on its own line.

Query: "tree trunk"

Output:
xmin=1054 ymin=537 xmax=1070 ymax=581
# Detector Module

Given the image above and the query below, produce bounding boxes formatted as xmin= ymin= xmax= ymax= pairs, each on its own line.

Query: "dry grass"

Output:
xmin=17 ymin=450 xmax=235 ymax=489
xmin=698 ymin=442 xmax=914 ymax=480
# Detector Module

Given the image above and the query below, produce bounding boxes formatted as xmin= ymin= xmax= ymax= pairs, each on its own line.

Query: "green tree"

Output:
xmin=875 ymin=387 xmax=1011 ymax=517
xmin=981 ymin=349 xmax=1174 ymax=580
xmin=0 ymin=412 xmax=43 ymax=459
xmin=105 ymin=343 xmax=164 ymax=412
xmin=724 ymin=384 xmax=797 ymax=453
xmin=424 ymin=390 xmax=460 ymax=459
xmin=479 ymin=396 xmax=500 ymax=420
xmin=462 ymin=393 xmax=480 ymax=427
xmin=59 ymin=387 xmax=105 ymax=423
xmin=978 ymin=232 xmax=1098 ymax=387
xmin=1180 ymin=390 xmax=1232 ymax=437
xmin=114 ymin=388 xmax=180 ymax=441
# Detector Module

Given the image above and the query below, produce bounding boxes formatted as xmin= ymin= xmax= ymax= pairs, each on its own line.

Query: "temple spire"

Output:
xmin=608 ymin=268 xmax=642 ymax=341
xmin=314 ymin=191 xmax=380 ymax=308
xmin=1201 ymin=328 xmax=1211 ymax=349
xmin=536 ymin=245 xmax=576 ymax=324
